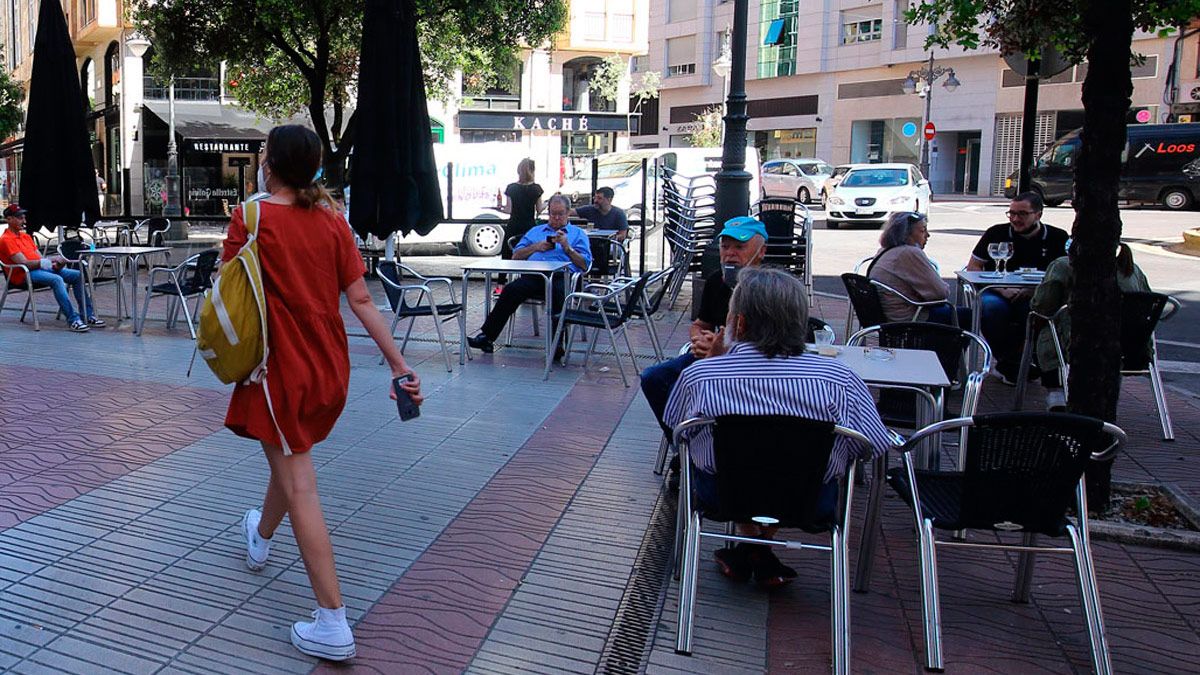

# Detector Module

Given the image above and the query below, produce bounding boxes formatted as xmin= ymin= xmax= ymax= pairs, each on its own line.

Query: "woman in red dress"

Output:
xmin=222 ymin=125 xmax=423 ymax=661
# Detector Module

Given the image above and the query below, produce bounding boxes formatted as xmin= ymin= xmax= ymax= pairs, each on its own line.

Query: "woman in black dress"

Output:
xmin=498 ymin=158 xmax=544 ymax=261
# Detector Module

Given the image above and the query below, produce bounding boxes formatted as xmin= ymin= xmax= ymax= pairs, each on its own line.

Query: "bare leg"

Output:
xmin=258 ymin=467 xmax=288 ymax=539
xmin=260 ymin=442 xmax=343 ymax=609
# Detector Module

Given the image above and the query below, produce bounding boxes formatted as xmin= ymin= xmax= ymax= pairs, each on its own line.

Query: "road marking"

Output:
xmin=1158 ymin=339 xmax=1200 ymax=349
xmin=1158 ymin=359 xmax=1200 ymax=374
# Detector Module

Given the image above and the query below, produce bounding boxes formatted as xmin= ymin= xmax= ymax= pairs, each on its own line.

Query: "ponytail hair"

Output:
xmin=517 ymin=158 xmax=536 ymax=184
xmin=265 ymin=124 xmax=328 ymax=209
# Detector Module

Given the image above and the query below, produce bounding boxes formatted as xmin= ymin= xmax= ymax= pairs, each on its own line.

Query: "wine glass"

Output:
xmin=997 ymin=241 xmax=1014 ymax=275
xmin=987 ymin=243 xmax=1003 ymax=277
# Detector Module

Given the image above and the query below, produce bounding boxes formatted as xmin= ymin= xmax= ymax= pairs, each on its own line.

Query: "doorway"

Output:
xmin=954 ymin=131 xmax=982 ymax=194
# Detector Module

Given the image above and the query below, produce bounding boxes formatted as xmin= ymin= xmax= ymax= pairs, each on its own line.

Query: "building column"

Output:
xmin=122 ymin=42 xmax=147 ymax=216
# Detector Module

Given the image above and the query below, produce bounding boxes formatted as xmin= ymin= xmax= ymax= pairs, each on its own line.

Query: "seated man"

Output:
xmin=467 ymin=194 xmax=592 ymax=354
xmin=965 ymin=191 xmax=1069 ymax=384
xmin=664 ymin=267 xmax=892 ymax=587
xmin=639 ymin=216 xmax=767 ymax=434
xmin=0 ymin=204 xmax=102 ymax=332
xmin=571 ymin=187 xmax=629 ymax=241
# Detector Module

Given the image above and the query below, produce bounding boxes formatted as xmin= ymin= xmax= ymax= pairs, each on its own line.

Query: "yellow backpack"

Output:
xmin=197 ymin=200 xmax=268 ymax=385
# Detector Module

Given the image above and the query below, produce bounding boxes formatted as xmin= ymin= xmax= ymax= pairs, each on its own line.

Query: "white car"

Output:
xmin=760 ymin=158 xmax=834 ymax=204
xmin=825 ymin=163 xmax=931 ymax=229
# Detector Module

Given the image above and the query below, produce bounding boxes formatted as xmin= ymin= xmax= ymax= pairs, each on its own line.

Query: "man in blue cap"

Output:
xmin=639 ymin=216 xmax=768 ymax=434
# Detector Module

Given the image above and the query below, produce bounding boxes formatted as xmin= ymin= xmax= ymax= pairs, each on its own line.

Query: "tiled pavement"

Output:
xmin=0 ymin=267 xmax=1197 ymax=674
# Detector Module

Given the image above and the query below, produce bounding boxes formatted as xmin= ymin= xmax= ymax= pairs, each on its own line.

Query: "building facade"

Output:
xmin=641 ymin=0 xmax=1200 ymax=196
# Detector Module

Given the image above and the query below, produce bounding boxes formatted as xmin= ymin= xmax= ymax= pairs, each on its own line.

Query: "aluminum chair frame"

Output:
xmin=543 ymin=274 xmax=648 ymax=386
xmin=501 ymin=236 xmax=590 ymax=347
xmin=376 ymin=260 xmax=468 ymax=372
xmin=670 ymin=416 xmax=879 ymax=674
xmin=842 ymin=272 xmax=957 ymax=339
xmin=136 ymin=250 xmax=219 ymax=338
xmin=0 ymin=261 xmax=54 ymax=330
xmin=893 ymin=416 xmax=1126 ymax=674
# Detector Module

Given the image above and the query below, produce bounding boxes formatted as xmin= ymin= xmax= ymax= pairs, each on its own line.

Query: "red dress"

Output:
xmin=221 ymin=201 xmax=366 ymax=453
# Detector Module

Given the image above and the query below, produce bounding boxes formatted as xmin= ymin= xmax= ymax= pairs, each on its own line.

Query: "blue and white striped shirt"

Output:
xmin=663 ymin=342 xmax=893 ymax=481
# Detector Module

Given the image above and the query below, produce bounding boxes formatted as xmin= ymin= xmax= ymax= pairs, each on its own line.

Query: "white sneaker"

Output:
xmin=242 ymin=508 xmax=271 ymax=571
xmin=291 ymin=607 xmax=356 ymax=661
xmin=1046 ymin=389 xmax=1067 ymax=412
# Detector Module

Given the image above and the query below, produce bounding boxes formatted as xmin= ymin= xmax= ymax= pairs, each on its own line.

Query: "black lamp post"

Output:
xmin=707 ymin=0 xmax=751 ymax=277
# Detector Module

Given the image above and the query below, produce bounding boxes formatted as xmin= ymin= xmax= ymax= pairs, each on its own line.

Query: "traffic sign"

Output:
xmin=923 ymin=122 xmax=936 ymax=141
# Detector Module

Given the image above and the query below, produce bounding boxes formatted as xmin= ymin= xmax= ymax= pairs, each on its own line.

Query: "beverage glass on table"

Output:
xmin=997 ymin=241 xmax=1014 ymax=274
xmin=987 ymin=243 xmax=1004 ymax=277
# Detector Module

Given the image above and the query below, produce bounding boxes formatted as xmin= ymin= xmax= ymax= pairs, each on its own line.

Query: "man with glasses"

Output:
xmin=965 ymin=191 xmax=1069 ymax=384
xmin=467 ymin=194 xmax=592 ymax=355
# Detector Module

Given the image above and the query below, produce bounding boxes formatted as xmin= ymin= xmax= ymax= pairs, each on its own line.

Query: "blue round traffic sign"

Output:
xmin=901 ymin=122 xmax=918 ymax=138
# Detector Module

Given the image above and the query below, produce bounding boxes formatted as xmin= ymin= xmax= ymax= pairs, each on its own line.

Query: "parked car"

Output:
xmin=760 ymin=157 xmax=834 ymax=203
xmin=819 ymin=163 xmax=861 ymax=206
xmin=825 ymin=163 xmax=931 ymax=229
xmin=1005 ymin=123 xmax=1200 ymax=210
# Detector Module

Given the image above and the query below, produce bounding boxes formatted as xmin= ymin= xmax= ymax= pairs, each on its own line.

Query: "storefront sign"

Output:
xmin=457 ymin=110 xmax=639 ymax=134
xmin=188 ymin=187 xmax=240 ymax=200
xmin=188 ymin=140 xmax=262 ymax=154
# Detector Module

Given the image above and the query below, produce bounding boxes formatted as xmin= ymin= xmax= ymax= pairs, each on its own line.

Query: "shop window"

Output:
xmin=461 ymin=130 xmax=523 ymax=144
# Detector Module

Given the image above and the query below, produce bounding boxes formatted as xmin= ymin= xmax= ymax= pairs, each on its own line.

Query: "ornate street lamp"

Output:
xmin=902 ymin=54 xmax=962 ymax=180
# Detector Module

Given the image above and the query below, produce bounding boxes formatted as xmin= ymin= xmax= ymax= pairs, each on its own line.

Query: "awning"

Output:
xmin=142 ymin=101 xmax=316 ymax=144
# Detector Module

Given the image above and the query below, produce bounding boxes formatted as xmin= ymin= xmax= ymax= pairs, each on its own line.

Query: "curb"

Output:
xmin=1086 ymin=481 xmax=1200 ymax=552
xmin=1182 ymin=228 xmax=1200 ymax=253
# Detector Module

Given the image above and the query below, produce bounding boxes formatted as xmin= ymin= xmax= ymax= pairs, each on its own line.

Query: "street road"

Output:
xmin=402 ymin=200 xmax=1200 ymax=398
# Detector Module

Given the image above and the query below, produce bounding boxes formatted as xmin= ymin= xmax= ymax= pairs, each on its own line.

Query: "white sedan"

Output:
xmin=825 ymin=163 xmax=931 ymax=229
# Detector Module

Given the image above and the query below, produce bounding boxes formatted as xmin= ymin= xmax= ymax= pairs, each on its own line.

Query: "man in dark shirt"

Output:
xmin=965 ymin=191 xmax=1070 ymax=383
xmin=639 ymin=216 xmax=767 ymax=433
xmin=572 ymin=187 xmax=630 ymax=241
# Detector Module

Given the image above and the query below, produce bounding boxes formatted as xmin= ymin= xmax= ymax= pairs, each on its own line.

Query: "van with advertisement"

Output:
xmin=559 ymin=147 xmax=762 ymax=227
xmin=1006 ymin=123 xmax=1200 ymax=210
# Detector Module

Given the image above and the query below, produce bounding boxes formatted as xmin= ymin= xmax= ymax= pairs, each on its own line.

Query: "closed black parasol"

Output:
xmin=349 ymin=0 xmax=443 ymax=240
xmin=20 ymin=0 xmax=101 ymax=232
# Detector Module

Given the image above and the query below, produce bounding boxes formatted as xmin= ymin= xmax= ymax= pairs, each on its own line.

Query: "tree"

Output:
xmin=909 ymin=0 xmax=1200 ymax=502
xmin=588 ymin=54 xmax=626 ymax=106
xmin=132 ymin=0 xmax=568 ymax=186
xmin=629 ymin=70 xmax=661 ymax=136
xmin=686 ymin=106 xmax=724 ymax=148
xmin=0 ymin=49 xmax=23 ymax=141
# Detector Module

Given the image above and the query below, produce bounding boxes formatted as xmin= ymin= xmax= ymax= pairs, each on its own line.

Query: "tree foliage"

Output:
xmin=131 ymin=0 xmax=568 ymax=184
xmin=687 ymin=106 xmax=724 ymax=148
xmin=588 ymin=55 xmax=626 ymax=105
xmin=631 ymin=70 xmax=661 ymax=112
xmin=0 ymin=49 xmax=23 ymax=140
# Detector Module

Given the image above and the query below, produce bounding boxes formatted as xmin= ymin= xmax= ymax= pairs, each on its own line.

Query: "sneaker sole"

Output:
xmin=242 ymin=512 xmax=268 ymax=572
xmin=291 ymin=626 xmax=356 ymax=661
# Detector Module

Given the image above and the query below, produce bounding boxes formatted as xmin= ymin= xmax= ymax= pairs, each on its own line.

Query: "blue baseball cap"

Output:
xmin=719 ymin=216 xmax=768 ymax=242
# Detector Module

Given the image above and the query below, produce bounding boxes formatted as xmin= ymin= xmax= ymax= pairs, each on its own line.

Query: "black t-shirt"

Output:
xmin=505 ymin=182 xmax=544 ymax=234
xmin=970 ymin=222 xmax=1070 ymax=271
xmin=576 ymin=204 xmax=629 ymax=231
xmin=698 ymin=271 xmax=733 ymax=327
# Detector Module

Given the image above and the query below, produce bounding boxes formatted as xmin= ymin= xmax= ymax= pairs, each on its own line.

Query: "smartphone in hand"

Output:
xmin=393 ymin=374 xmax=420 ymax=421
xmin=546 ymin=235 xmax=556 ymax=245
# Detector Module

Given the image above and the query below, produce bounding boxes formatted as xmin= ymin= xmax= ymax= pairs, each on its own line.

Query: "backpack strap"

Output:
xmin=243 ymin=200 xmax=261 ymax=239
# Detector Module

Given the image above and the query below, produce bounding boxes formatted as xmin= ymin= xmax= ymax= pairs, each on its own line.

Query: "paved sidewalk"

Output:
xmin=0 ymin=273 xmax=1196 ymax=674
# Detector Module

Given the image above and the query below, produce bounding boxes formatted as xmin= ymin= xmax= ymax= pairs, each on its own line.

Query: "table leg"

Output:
xmin=460 ymin=269 xmax=469 ymax=365
xmin=970 ymin=287 xmax=984 ymax=372
xmin=130 ymin=255 xmax=141 ymax=327
xmin=544 ymin=273 xmax=554 ymax=372
xmin=1012 ymin=320 xmax=1036 ymax=411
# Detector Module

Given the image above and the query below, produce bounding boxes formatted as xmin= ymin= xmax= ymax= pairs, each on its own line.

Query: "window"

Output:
xmin=461 ymin=130 xmax=523 ymax=144
xmin=669 ymin=0 xmax=696 ymax=23
xmin=892 ymin=0 xmax=908 ymax=49
xmin=758 ymin=0 xmax=798 ymax=78
xmin=584 ymin=11 xmax=606 ymax=40
xmin=610 ymin=13 xmax=635 ymax=42
xmin=667 ymin=35 xmax=696 ymax=77
xmin=762 ymin=162 xmax=781 ymax=174
xmin=630 ymin=55 xmax=646 ymax=72
xmin=841 ymin=8 xmax=883 ymax=44
xmin=842 ymin=168 xmax=910 ymax=187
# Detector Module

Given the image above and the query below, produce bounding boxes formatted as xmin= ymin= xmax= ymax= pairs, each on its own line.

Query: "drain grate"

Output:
xmin=596 ymin=484 xmax=677 ymax=675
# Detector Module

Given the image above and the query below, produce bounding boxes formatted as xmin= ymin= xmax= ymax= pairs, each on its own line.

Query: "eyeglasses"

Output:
xmin=1006 ymin=210 xmax=1036 ymax=217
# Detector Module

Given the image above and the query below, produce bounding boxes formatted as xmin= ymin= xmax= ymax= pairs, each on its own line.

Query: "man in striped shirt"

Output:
xmin=664 ymin=267 xmax=892 ymax=586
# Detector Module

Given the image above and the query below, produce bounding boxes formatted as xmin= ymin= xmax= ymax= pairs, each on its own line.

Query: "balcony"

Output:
xmin=72 ymin=0 xmax=124 ymax=47
xmin=144 ymin=77 xmax=222 ymax=102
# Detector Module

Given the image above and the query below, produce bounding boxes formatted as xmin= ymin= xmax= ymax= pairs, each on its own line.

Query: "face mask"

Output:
xmin=256 ymin=164 xmax=268 ymax=193
xmin=721 ymin=262 xmax=742 ymax=288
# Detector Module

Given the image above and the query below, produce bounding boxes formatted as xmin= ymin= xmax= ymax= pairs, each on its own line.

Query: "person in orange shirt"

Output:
xmin=0 ymin=204 xmax=102 ymax=332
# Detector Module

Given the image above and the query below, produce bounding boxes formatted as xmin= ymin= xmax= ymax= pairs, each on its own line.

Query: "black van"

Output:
xmin=1005 ymin=123 xmax=1200 ymax=210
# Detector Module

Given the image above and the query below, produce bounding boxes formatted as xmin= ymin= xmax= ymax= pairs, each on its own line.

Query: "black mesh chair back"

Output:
xmin=182 ymin=250 xmax=220 ymax=294
xmin=586 ymin=236 xmax=616 ymax=280
xmin=756 ymin=197 xmax=797 ymax=239
xmin=915 ymin=413 xmax=1105 ymax=535
xmin=616 ymin=273 xmax=652 ymax=324
xmin=642 ymin=265 xmax=677 ymax=317
xmin=1119 ymin=291 xmax=1168 ymax=371
xmin=146 ymin=218 xmax=170 ymax=246
xmin=710 ymin=415 xmax=838 ymax=532
xmin=377 ymin=260 xmax=406 ymax=312
xmin=879 ymin=322 xmax=969 ymax=388
xmin=58 ymin=238 xmax=88 ymax=263
xmin=841 ymin=273 xmax=887 ymax=329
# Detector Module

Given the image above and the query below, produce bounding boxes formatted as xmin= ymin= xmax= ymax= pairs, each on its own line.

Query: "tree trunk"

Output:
xmin=1068 ymin=0 xmax=1133 ymax=507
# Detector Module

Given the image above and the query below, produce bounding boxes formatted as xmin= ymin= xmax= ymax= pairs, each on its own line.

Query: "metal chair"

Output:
xmin=885 ymin=413 xmax=1126 ymax=674
xmin=503 ymin=235 xmax=590 ymax=347
xmin=376 ymin=260 xmax=467 ymax=372
xmin=841 ymin=272 xmax=955 ymax=339
xmin=0 ymin=262 xmax=54 ymax=330
xmin=672 ymin=415 xmax=885 ymax=674
xmin=128 ymin=217 xmax=172 ymax=268
xmin=1013 ymin=292 xmax=1180 ymax=440
xmin=136 ymin=249 xmax=219 ymax=338
xmin=545 ymin=273 xmax=651 ymax=386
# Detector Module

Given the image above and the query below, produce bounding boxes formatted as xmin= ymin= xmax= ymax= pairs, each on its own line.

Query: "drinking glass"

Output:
xmin=814 ymin=326 xmax=836 ymax=346
xmin=997 ymin=242 xmax=1014 ymax=274
xmin=987 ymin=243 xmax=1003 ymax=277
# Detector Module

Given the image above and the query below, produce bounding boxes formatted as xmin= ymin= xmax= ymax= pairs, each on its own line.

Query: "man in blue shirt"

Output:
xmin=468 ymin=194 xmax=592 ymax=354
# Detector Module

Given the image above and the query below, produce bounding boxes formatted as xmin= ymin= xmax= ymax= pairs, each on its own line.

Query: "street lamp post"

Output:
xmin=708 ymin=0 xmax=750 ymax=277
xmin=124 ymin=34 xmax=152 ymax=219
xmin=164 ymin=76 xmax=181 ymax=217
xmin=901 ymin=53 xmax=960 ymax=181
